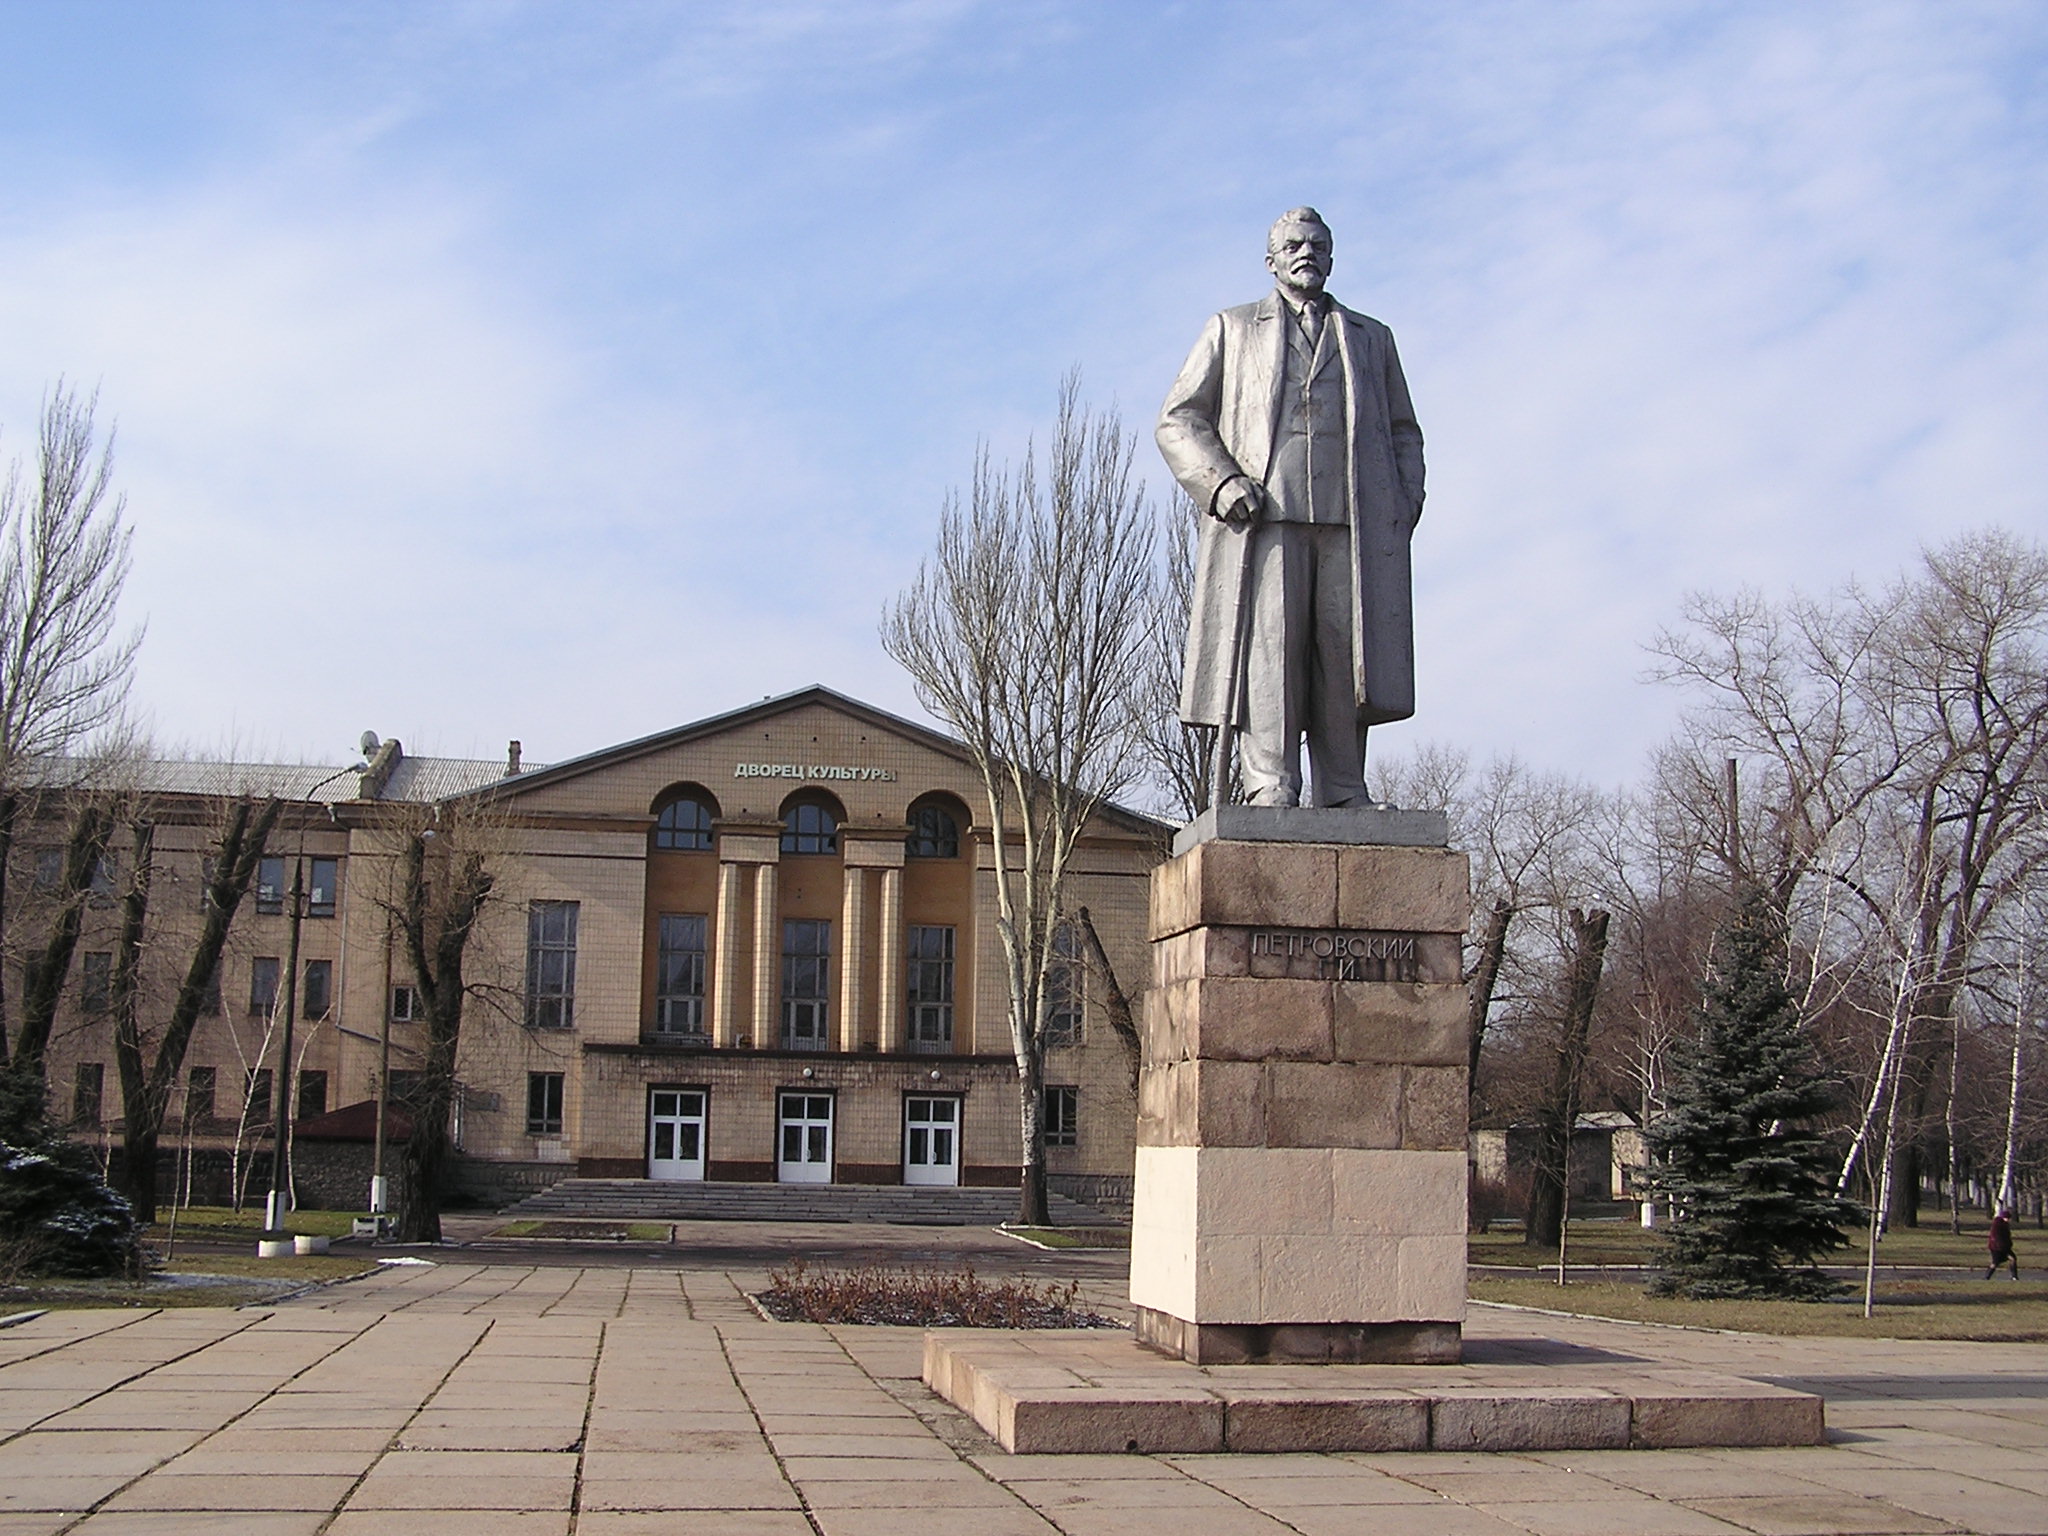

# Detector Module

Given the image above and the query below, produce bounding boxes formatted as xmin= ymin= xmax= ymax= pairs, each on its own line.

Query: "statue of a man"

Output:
xmin=1157 ymin=207 xmax=1426 ymax=809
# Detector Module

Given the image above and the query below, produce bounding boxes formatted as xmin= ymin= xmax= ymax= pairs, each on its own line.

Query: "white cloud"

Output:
xmin=1 ymin=0 xmax=2042 ymax=789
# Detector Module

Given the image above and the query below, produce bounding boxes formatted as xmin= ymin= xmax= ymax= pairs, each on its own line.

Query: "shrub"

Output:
xmin=756 ymin=1260 xmax=1114 ymax=1327
xmin=1 ymin=1135 xmax=146 ymax=1281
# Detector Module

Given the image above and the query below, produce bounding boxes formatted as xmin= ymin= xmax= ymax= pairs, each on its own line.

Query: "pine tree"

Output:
xmin=1645 ymin=887 xmax=1854 ymax=1299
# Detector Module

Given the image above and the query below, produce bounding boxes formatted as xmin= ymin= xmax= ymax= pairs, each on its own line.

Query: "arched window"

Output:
xmin=654 ymin=794 xmax=716 ymax=851
xmin=906 ymin=801 xmax=960 ymax=859
xmin=781 ymin=801 xmax=839 ymax=855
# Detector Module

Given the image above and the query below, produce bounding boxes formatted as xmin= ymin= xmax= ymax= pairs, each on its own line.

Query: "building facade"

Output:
xmin=36 ymin=688 xmax=1164 ymax=1210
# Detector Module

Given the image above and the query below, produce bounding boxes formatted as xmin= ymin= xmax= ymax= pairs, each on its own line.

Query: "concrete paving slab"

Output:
xmin=1247 ymin=1509 xmax=1533 ymax=1536
xmin=0 ymin=1257 xmax=2040 ymax=1535
xmin=1680 ymin=1494 xmax=1962 ymax=1534
xmin=100 ymin=1474 xmax=358 ymax=1512
xmin=573 ymin=1515 xmax=812 ymax=1536
xmin=811 ymin=1507 xmax=1059 ymax=1536
xmin=68 ymin=1516 xmax=326 ymax=1536
xmin=324 ymin=1514 xmax=570 ymax=1536
xmin=1473 ymin=1496 xmax=1753 ymax=1534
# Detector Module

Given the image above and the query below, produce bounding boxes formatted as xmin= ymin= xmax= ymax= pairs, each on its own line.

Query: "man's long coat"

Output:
xmin=1156 ymin=291 xmax=1425 ymax=729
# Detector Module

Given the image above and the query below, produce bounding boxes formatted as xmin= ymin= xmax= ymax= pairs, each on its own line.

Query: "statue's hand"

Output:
xmin=1213 ymin=477 xmax=1266 ymax=527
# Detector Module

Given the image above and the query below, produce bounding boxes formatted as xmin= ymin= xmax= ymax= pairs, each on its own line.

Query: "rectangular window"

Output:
xmin=526 ymin=901 xmax=580 ymax=1030
xmin=526 ymin=1072 xmax=565 ymax=1135
xmin=256 ymin=856 xmax=286 ymax=915
xmin=391 ymin=984 xmax=418 ymax=1022
xmin=296 ymin=1069 xmax=328 ymax=1121
xmin=198 ymin=855 xmax=217 ymax=912
xmin=245 ymin=1067 xmax=274 ymax=1123
xmin=186 ymin=1065 xmax=216 ymax=1123
xmin=1043 ymin=922 xmax=1084 ymax=1046
xmin=89 ymin=852 xmax=117 ymax=903
xmin=906 ymin=924 xmax=955 ymax=1051
xmin=307 ymin=857 xmax=339 ymax=918
xmin=72 ymin=1062 xmax=104 ymax=1126
xmin=33 ymin=847 xmax=63 ymax=892
xmin=1042 ymin=1085 xmax=1078 ymax=1149
xmin=781 ymin=919 xmax=831 ymax=1050
xmin=250 ymin=956 xmax=281 ymax=1017
xmin=301 ymin=959 xmax=332 ymax=1020
xmin=655 ymin=913 xmax=708 ymax=1035
xmin=81 ymin=951 xmax=113 ymax=1015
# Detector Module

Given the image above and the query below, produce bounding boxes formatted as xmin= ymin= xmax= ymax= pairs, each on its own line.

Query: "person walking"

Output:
xmin=1986 ymin=1209 xmax=2020 ymax=1280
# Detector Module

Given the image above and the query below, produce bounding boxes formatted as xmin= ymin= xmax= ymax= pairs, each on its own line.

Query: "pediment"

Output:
xmin=479 ymin=686 xmax=989 ymax=830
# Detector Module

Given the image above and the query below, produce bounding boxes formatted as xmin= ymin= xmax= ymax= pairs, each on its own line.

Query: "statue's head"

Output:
xmin=1266 ymin=207 xmax=1333 ymax=300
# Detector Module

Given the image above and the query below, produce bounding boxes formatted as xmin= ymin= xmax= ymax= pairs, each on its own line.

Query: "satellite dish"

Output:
xmin=360 ymin=731 xmax=381 ymax=756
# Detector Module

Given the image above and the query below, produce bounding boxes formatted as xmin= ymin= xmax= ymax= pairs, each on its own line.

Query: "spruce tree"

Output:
xmin=1645 ymin=887 xmax=1853 ymax=1299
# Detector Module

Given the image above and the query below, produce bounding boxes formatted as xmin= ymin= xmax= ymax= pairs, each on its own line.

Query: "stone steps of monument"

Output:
xmin=496 ymin=1178 xmax=1100 ymax=1226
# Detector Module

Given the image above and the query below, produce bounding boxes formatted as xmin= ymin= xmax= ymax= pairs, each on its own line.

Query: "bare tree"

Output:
xmin=1376 ymin=749 xmax=1605 ymax=1108
xmin=108 ymin=797 xmax=283 ymax=1220
xmin=882 ymin=375 xmax=1158 ymax=1225
xmin=1650 ymin=529 xmax=2048 ymax=1226
xmin=1075 ymin=905 xmax=1142 ymax=1090
xmin=1132 ymin=489 xmax=1215 ymax=819
xmin=1525 ymin=906 xmax=1612 ymax=1247
xmin=375 ymin=812 xmax=497 ymax=1243
xmin=2 ymin=800 xmax=114 ymax=1126
xmin=0 ymin=384 xmax=140 ymax=1064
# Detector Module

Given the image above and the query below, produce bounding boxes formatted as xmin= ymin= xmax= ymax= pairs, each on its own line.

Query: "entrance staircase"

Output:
xmin=496 ymin=1178 xmax=1104 ymax=1227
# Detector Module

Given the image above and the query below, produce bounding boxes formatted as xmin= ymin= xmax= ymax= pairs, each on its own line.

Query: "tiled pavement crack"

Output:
xmin=716 ymin=1320 xmax=828 ymax=1536
xmin=312 ymin=1311 xmax=501 ymax=1532
xmin=23 ymin=1308 xmax=364 ymax=1534
xmin=566 ymin=1315 xmax=603 ymax=1531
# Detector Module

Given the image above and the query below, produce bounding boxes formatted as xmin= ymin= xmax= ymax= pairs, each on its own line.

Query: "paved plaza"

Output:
xmin=2 ymin=1254 xmax=2046 ymax=1535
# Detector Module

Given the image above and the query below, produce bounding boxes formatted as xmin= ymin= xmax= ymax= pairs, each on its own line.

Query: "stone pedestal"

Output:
xmin=1129 ymin=815 xmax=1470 ymax=1365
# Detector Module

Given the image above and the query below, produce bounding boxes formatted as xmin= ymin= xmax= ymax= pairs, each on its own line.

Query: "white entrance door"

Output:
xmin=777 ymin=1092 xmax=834 ymax=1183
xmin=648 ymin=1089 xmax=707 ymax=1181
xmin=903 ymin=1096 xmax=961 ymax=1186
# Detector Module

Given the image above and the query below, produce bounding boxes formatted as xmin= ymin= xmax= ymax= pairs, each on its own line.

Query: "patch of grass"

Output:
xmin=493 ymin=1220 xmax=544 ymax=1238
xmin=1 ymin=1253 xmax=376 ymax=1312
xmin=1472 ymin=1274 xmax=2048 ymax=1340
xmin=1004 ymin=1226 xmax=1131 ymax=1250
xmin=162 ymin=1254 xmax=378 ymax=1283
xmin=1471 ymin=1224 xmax=1658 ymax=1268
xmin=756 ymin=1260 xmax=1117 ymax=1328
xmin=625 ymin=1223 xmax=672 ymax=1242
xmin=1469 ymin=1216 xmax=2028 ymax=1271
xmin=148 ymin=1206 xmax=366 ymax=1243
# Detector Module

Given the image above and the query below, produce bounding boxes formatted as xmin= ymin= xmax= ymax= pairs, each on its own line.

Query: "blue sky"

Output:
xmin=1 ymin=1 xmax=2042 ymax=788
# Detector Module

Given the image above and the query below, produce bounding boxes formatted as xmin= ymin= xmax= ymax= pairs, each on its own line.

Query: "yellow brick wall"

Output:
xmin=40 ymin=695 xmax=1166 ymax=1199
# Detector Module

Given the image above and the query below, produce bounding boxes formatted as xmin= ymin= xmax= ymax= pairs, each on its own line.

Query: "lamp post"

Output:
xmin=257 ymin=760 xmax=365 ymax=1257
xmin=369 ymin=924 xmax=394 ymax=1225
xmin=260 ymin=857 xmax=307 ymax=1242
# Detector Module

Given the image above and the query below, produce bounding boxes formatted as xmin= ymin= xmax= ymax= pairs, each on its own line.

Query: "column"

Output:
xmin=838 ymin=868 xmax=868 ymax=1052
xmin=752 ymin=863 xmax=779 ymax=1049
xmin=711 ymin=861 xmax=745 ymax=1048
xmin=876 ymin=866 xmax=905 ymax=1053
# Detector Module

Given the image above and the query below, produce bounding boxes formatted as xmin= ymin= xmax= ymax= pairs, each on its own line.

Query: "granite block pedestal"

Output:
xmin=1131 ymin=809 xmax=1470 ymax=1364
xmin=924 ymin=809 xmax=1826 ymax=1454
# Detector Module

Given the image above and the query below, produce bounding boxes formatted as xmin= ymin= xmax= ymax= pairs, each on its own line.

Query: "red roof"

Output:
xmin=293 ymin=1099 xmax=413 ymax=1142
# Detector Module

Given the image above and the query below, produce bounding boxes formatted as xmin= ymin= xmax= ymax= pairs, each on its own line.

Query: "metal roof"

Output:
xmin=381 ymin=756 xmax=538 ymax=802
xmin=34 ymin=754 xmax=545 ymax=804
